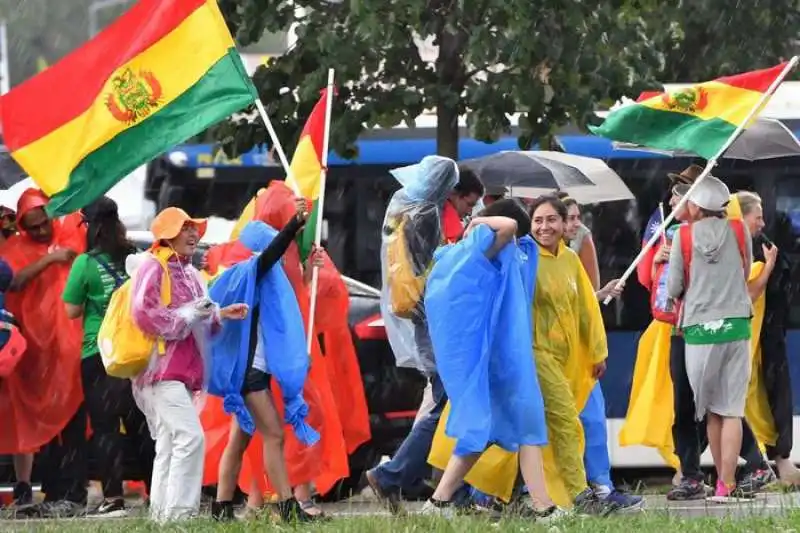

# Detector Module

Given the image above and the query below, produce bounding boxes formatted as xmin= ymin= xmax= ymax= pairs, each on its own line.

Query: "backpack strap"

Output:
xmin=728 ymin=219 xmax=749 ymax=273
xmin=90 ymin=253 xmax=126 ymax=289
xmin=679 ymin=223 xmax=693 ymax=285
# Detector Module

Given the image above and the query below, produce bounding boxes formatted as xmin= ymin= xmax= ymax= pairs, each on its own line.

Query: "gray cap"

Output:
xmin=688 ymin=176 xmax=730 ymax=212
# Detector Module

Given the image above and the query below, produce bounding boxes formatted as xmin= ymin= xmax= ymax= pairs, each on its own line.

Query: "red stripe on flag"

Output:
xmin=715 ymin=62 xmax=788 ymax=92
xmin=1 ymin=0 xmax=207 ymax=151
xmin=636 ymin=91 xmax=661 ymax=102
xmin=299 ymin=89 xmax=330 ymax=164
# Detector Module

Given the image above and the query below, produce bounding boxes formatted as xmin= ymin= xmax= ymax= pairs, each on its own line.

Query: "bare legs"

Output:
xmin=431 ymin=445 xmax=554 ymax=512
xmin=216 ymin=390 xmax=292 ymax=503
xmin=707 ymin=413 xmax=741 ymax=488
xmin=13 ymin=454 xmax=32 ymax=485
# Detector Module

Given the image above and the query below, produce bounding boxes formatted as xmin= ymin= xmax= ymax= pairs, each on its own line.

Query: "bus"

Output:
xmin=150 ymin=103 xmax=800 ymax=470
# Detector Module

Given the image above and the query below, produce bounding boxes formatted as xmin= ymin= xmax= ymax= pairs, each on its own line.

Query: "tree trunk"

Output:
xmin=436 ymin=103 xmax=459 ymax=160
xmin=435 ymin=27 xmax=466 ymax=160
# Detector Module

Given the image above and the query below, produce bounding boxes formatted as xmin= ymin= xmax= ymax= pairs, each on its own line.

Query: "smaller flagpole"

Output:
xmin=305 ymin=68 xmax=335 ymax=353
xmin=254 ymin=98 xmax=301 ymax=196
xmin=604 ymin=56 xmax=798 ymax=305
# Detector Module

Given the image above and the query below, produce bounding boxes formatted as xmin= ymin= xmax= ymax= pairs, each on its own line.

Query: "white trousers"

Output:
xmin=145 ymin=381 xmax=205 ymax=522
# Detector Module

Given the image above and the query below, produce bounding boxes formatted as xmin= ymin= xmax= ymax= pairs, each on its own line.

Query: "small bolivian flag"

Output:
xmin=0 ymin=0 xmax=257 ymax=217
xmin=590 ymin=62 xmax=788 ymax=160
xmin=286 ymin=89 xmax=332 ymax=261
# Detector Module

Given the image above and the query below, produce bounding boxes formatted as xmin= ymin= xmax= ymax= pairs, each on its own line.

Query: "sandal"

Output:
xmin=299 ymin=499 xmax=329 ymax=520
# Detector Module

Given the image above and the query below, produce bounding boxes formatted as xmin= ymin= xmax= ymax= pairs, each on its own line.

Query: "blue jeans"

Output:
xmin=580 ymin=383 xmax=613 ymax=488
xmin=372 ymin=374 xmax=447 ymax=495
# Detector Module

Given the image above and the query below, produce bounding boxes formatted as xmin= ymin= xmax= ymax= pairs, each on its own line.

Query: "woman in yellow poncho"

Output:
xmin=429 ymin=195 xmax=612 ymax=514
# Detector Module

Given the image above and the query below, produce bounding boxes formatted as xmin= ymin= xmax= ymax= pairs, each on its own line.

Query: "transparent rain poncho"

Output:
xmin=128 ymin=247 xmax=220 ymax=437
xmin=380 ymin=155 xmax=459 ymax=375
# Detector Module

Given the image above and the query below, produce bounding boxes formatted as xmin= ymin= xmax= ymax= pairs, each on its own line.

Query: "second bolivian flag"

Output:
xmin=590 ymin=62 xmax=788 ymax=160
xmin=0 ymin=0 xmax=257 ymax=217
xmin=230 ymin=89 xmax=331 ymax=261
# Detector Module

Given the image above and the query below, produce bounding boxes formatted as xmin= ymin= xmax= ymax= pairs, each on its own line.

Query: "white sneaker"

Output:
xmin=534 ymin=506 xmax=571 ymax=524
xmin=420 ymin=499 xmax=456 ymax=518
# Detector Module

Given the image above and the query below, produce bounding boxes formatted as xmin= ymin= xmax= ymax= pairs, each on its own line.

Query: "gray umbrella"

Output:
xmin=459 ymin=150 xmax=634 ymax=204
xmin=611 ymin=117 xmax=800 ymax=161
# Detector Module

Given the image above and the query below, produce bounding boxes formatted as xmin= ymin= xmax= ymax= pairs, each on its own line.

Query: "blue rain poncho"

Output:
xmin=425 ymin=226 xmax=547 ymax=456
xmin=208 ymin=221 xmax=318 ymax=445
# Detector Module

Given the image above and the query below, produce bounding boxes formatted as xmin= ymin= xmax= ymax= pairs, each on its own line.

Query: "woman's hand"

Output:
xmin=654 ymin=243 xmax=671 ymax=264
xmin=596 ymin=279 xmax=624 ymax=301
xmin=303 ymin=246 xmax=325 ymax=284
xmin=592 ymin=361 xmax=607 ymax=379
xmin=220 ymin=303 xmax=249 ymax=321
xmin=295 ymin=197 xmax=310 ymax=222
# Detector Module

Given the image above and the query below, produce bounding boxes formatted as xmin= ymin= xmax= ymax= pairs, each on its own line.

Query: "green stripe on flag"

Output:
xmin=589 ymin=105 xmax=737 ymax=160
xmin=46 ymin=48 xmax=257 ymax=217
xmin=298 ymin=200 xmax=319 ymax=262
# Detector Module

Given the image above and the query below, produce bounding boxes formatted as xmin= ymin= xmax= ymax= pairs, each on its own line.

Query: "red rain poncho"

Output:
xmin=202 ymin=181 xmax=349 ymax=496
xmin=0 ymin=189 xmax=86 ymax=453
xmin=314 ymin=252 xmax=370 ymax=454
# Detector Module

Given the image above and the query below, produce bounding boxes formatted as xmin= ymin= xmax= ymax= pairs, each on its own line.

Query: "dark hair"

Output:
xmin=454 ymin=167 xmax=485 ymax=197
xmin=698 ymin=208 xmax=726 ymax=219
xmin=556 ymin=191 xmax=578 ymax=209
xmin=479 ymin=198 xmax=531 ymax=238
xmin=82 ymin=197 xmax=135 ymax=264
xmin=528 ymin=194 xmax=568 ymax=221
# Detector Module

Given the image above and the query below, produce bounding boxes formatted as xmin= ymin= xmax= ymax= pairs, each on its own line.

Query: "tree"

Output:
xmin=649 ymin=0 xmax=800 ymax=82
xmin=214 ymin=0 xmax=666 ymax=160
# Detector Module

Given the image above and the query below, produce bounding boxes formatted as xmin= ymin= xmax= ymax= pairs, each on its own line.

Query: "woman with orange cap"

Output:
xmin=130 ymin=207 xmax=248 ymax=522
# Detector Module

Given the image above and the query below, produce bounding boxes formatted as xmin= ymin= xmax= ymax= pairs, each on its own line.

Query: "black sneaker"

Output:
xmin=87 ymin=498 xmax=127 ymax=518
xmin=277 ymin=498 xmax=323 ymax=523
xmin=667 ymin=478 xmax=707 ymax=501
xmin=11 ymin=482 xmax=33 ymax=507
xmin=211 ymin=500 xmax=235 ymax=522
xmin=573 ymin=487 xmax=612 ymax=516
xmin=366 ymin=468 xmax=404 ymax=515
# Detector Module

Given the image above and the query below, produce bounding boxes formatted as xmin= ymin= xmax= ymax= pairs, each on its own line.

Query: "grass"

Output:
xmin=5 ymin=512 xmax=800 ymax=533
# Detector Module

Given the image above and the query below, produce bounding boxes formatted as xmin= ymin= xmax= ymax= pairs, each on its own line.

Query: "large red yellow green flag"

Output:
xmin=590 ymin=62 xmax=788 ymax=160
xmin=0 ymin=0 xmax=257 ymax=217
xmin=287 ymin=90 xmax=331 ymax=261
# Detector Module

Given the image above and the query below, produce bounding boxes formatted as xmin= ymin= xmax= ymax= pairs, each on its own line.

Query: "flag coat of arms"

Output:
xmin=0 ymin=0 xmax=257 ymax=216
xmin=590 ymin=63 xmax=788 ymax=160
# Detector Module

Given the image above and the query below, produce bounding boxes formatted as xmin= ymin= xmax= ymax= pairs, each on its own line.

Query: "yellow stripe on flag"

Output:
xmin=11 ymin=5 xmax=233 ymax=196
xmin=287 ymin=134 xmax=323 ymax=200
xmin=639 ymin=81 xmax=762 ymax=126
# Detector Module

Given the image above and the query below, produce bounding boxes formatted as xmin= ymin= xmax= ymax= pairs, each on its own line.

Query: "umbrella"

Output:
xmin=459 ymin=150 xmax=634 ymax=204
xmin=611 ymin=118 xmax=800 ymax=161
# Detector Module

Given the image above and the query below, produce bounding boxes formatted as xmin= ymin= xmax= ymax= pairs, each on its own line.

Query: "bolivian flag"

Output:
xmin=590 ymin=62 xmax=788 ymax=160
xmin=0 ymin=0 xmax=257 ymax=217
xmin=287 ymin=89 xmax=332 ymax=261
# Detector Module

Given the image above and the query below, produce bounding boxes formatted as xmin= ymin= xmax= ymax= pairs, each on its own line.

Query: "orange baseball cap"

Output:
xmin=150 ymin=207 xmax=207 ymax=242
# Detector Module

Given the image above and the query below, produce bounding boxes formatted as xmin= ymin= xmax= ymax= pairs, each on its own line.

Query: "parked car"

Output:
xmin=0 ymin=232 xmax=425 ymax=501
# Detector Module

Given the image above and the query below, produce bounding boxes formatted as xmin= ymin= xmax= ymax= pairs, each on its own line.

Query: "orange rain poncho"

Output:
xmin=0 ymin=188 xmax=86 ymax=453
xmin=202 ymin=181 xmax=350 ymax=496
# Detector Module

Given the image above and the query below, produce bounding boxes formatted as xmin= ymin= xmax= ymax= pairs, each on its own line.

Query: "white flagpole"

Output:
xmin=604 ymin=56 xmax=799 ymax=305
xmin=254 ymin=98 xmax=301 ymax=196
xmin=305 ymin=68 xmax=335 ymax=353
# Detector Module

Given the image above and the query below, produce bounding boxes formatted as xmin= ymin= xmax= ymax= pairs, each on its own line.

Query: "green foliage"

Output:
xmin=651 ymin=0 xmax=800 ymax=82
xmin=215 ymin=0 xmax=666 ymax=159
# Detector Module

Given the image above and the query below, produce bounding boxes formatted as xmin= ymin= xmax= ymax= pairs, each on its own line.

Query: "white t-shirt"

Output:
xmin=251 ymin=324 xmax=267 ymax=372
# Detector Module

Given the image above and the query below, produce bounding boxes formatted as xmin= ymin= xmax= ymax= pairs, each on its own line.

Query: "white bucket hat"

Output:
xmin=687 ymin=175 xmax=730 ymax=212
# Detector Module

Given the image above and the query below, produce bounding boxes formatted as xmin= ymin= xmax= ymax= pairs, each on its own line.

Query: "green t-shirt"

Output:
xmin=683 ymin=317 xmax=751 ymax=345
xmin=62 ymin=252 xmax=127 ymax=359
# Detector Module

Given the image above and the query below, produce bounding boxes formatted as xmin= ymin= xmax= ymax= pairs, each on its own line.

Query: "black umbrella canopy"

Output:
xmin=460 ymin=151 xmax=595 ymax=190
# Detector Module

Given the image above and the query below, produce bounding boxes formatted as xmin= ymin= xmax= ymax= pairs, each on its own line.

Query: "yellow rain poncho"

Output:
xmin=620 ymin=195 xmax=776 ymax=466
xmin=429 ymin=241 xmax=607 ymax=506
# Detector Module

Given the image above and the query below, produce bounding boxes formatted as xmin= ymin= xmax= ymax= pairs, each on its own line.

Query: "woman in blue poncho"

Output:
xmin=423 ymin=199 xmax=557 ymax=519
xmin=208 ymin=202 xmax=324 ymax=524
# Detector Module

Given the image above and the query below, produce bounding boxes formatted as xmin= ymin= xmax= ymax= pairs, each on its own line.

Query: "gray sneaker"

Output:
xmin=667 ymin=478 xmax=707 ymax=501
xmin=366 ymin=469 xmax=404 ymax=515
xmin=39 ymin=500 xmax=86 ymax=519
